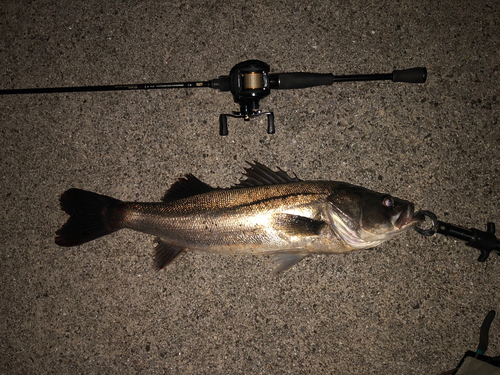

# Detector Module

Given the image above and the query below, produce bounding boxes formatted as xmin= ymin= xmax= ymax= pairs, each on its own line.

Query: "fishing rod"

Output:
xmin=415 ymin=210 xmax=500 ymax=262
xmin=0 ymin=60 xmax=427 ymax=135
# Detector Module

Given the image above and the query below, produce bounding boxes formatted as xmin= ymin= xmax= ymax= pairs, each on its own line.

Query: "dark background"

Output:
xmin=1 ymin=1 xmax=499 ymax=374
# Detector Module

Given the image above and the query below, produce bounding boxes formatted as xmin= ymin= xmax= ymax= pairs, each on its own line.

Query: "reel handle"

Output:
xmin=219 ymin=112 xmax=275 ymax=136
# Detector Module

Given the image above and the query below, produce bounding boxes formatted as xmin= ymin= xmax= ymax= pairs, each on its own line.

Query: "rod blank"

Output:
xmin=0 ymin=81 xmax=213 ymax=95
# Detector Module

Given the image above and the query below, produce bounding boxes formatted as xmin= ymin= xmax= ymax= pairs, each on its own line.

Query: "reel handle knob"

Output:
xmin=267 ymin=113 xmax=275 ymax=134
xmin=219 ymin=114 xmax=228 ymax=136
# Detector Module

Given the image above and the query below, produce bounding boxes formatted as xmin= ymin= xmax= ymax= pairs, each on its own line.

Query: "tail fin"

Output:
xmin=55 ymin=188 xmax=123 ymax=247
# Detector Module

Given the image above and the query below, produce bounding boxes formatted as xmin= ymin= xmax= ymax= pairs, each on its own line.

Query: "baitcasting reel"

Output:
xmin=0 ymin=59 xmax=427 ymax=135
xmin=215 ymin=60 xmax=427 ymax=135
xmin=215 ymin=60 xmax=275 ymax=135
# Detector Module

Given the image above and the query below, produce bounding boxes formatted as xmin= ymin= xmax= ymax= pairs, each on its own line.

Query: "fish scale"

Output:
xmin=119 ymin=183 xmax=332 ymax=248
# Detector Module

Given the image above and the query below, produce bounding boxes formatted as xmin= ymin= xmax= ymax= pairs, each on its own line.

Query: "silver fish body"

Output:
xmin=56 ymin=162 xmax=421 ymax=273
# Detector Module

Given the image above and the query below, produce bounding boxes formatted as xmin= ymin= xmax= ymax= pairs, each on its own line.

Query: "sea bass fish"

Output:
xmin=55 ymin=162 xmax=422 ymax=273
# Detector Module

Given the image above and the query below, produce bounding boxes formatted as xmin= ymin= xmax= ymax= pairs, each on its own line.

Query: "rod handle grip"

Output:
xmin=270 ymin=73 xmax=334 ymax=89
xmin=392 ymin=67 xmax=427 ymax=83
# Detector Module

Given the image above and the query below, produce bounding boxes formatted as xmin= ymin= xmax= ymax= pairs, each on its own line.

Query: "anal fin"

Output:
xmin=154 ymin=239 xmax=185 ymax=271
xmin=272 ymin=254 xmax=307 ymax=275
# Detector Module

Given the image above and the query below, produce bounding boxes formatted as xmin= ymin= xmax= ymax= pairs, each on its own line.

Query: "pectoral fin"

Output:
xmin=153 ymin=239 xmax=185 ymax=271
xmin=271 ymin=254 xmax=307 ymax=275
xmin=272 ymin=213 xmax=326 ymax=236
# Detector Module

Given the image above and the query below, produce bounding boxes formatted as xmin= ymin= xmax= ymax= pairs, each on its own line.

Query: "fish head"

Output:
xmin=326 ymin=185 xmax=422 ymax=249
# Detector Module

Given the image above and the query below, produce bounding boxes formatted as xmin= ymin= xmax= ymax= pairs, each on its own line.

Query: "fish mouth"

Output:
xmin=394 ymin=203 xmax=422 ymax=230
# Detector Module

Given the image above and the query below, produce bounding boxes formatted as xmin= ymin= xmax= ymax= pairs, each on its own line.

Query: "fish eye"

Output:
xmin=382 ymin=195 xmax=395 ymax=208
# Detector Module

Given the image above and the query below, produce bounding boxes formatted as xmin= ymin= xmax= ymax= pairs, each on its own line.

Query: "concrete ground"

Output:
xmin=1 ymin=1 xmax=499 ymax=374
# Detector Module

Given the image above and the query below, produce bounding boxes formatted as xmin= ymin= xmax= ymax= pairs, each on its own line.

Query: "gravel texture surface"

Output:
xmin=1 ymin=1 xmax=499 ymax=374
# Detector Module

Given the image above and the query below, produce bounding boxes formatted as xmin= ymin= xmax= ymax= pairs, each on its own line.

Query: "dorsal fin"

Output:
xmin=234 ymin=161 xmax=302 ymax=188
xmin=162 ymin=174 xmax=216 ymax=202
